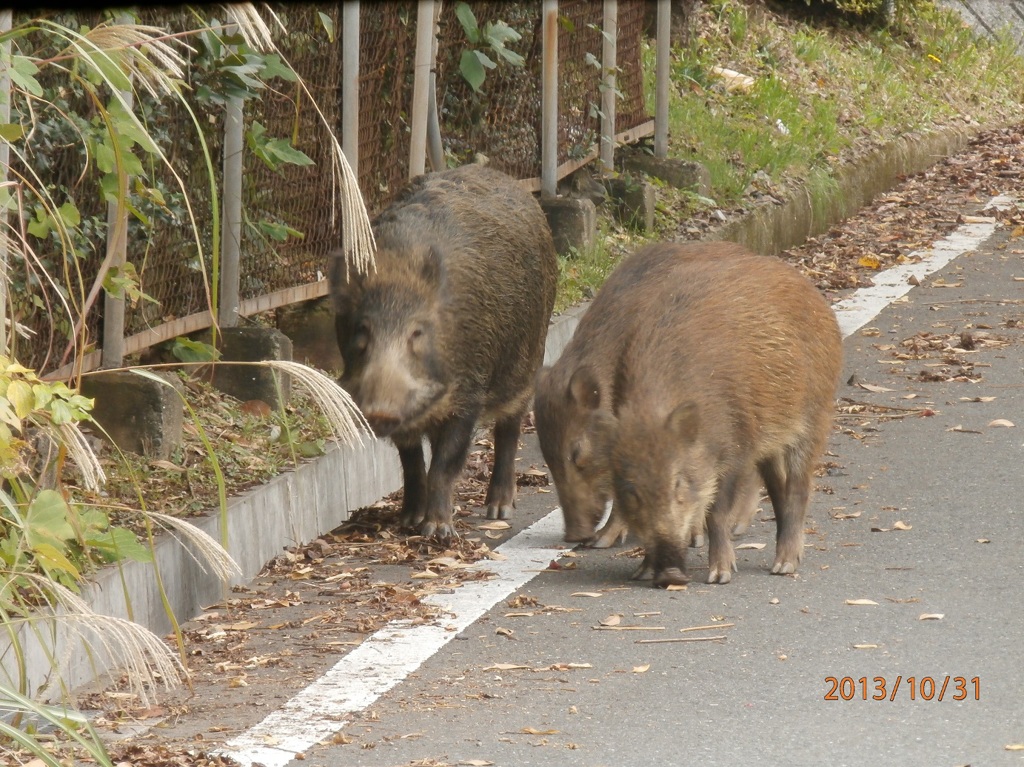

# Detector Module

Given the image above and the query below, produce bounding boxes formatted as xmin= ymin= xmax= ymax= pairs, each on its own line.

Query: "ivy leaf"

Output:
xmin=171 ymin=337 xmax=220 ymax=363
xmin=318 ymin=12 xmax=335 ymax=42
xmin=10 ymin=56 xmax=43 ymax=97
xmin=455 ymin=3 xmax=481 ymax=44
xmin=26 ymin=490 xmax=76 ymax=544
xmin=31 ymin=541 xmax=81 ymax=580
xmin=87 ymin=526 xmax=153 ymax=564
xmin=259 ymin=54 xmax=297 ymax=82
xmin=6 ymin=379 xmax=33 ymax=419
xmin=0 ymin=124 xmax=24 ymax=141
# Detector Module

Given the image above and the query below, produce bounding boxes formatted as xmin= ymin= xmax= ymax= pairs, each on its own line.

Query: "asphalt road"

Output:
xmin=208 ymin=208 xmax=1024 ymax=767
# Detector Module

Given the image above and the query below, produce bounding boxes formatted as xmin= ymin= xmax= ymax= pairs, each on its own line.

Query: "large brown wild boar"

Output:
xmin=329 ymin=164 xmax=558 ymax=540
xmin=535 ymin=242 xmax=761 ymax=548
xmin=587 ymin=244 xmax=842 ymax=588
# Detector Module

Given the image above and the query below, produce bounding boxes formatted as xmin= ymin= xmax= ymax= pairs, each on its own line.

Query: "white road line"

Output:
xmin=218 ymin=510 xmax=571 ymax=767
xmin=832 ymin=193 xmax=1015 ymax=338
xmin=218 ymin=193 xmax=1016 ymax=767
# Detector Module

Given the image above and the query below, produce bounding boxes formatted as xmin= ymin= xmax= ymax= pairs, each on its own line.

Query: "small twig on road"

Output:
xmin=592 ymin=625 xmax=666 ymax=631
xmin=636 ymin=636 xmax=728 ymax=644
xmin=680 ymin=622 xmax=735 ymax=632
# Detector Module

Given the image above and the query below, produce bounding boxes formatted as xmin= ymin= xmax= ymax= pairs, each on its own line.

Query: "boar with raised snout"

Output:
xmin=330 ymin=164 xmax=558 ymax=540
xmin=587 ymin=243 xmax=842 ymax=588
xmin=535 ymin=242 xmax=761 ymax=549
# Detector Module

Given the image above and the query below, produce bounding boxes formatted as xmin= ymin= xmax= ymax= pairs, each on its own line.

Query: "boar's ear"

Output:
xmin=328 ymin=248 xmax=365 ymax=317
xmin=666 ymin=402 xmax=700 ymax=444
xmin=567 ymin=366 xmax=601 ymax=411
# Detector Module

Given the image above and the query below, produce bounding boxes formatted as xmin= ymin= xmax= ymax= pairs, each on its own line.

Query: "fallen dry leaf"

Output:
xmin=960 ymin=396 xmax=996 ymax=402
xmin=665 ymin=584 xmax=688 ymax=591
xmin=976 ymin=538 xmax=991 ymax=544
xmin=495 ymin=627 xmax=514 ymax=638
xmin=459 ymin=761 xmax=495 ymax=766
xmin=947 ymin=424 xmax=982 ymax=434
xmin=483 ymin=663 xmax=531 ymax=672
xmin=853 ymin=644 xmax=879 ymax=650
xmin=633 ymin=664 xmax=651 ymax=673
xmin=858 ymin=382 xmax=894 ymax=393
xmin=919 ymin=613 xmax=945 ymax=621
xmin=600 ymin=614 xmax=622 ymax=627
xmin=477 ymin=520 xmax=511 ymax=531
xmin=988 ymin=418 xmax=1015 ymax=428
xmin=735 ymin=542 xmax=766 ymax=550
xmin=1006 ymin=744 xmax=1024 ymax=751
xmin=845 ymin=599 xmax=879 ymax=606
xmin=411 ymin=570 xmax=440 ymax=579
xmin=571 ymin=591 xmax=604 ymax=598
xmin=891 ymin=521 xmax=913 ymax=531
xmin=521 ymin=727 xmax=559 ymax=736
xmin=832 ymin=510 xmax=862 ymax=520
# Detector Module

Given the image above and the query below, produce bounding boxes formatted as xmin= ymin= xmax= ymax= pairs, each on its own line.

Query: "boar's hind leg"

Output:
xmin=420 ymin=412 xmax=479 ymax=541
xmin=761 ymin=452 xmax=811 ymax=575
xmin=485 ymin=413 xmax=523 ymax=520
xmin=397 ymin=442 xmax=428 ymax=529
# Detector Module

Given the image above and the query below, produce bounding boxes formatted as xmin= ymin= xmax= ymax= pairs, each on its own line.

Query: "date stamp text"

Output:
xmin=824 ymin=676 xmax=980 ymax=702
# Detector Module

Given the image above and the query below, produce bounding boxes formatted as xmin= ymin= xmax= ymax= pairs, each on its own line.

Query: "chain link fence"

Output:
xmin=8 ymin=1 xmax=652 ymax=377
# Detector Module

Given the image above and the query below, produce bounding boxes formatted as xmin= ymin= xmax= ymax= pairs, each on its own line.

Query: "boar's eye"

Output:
xmin=408 ymin=323 xmax=429 ymax=353
xmin=353 ymin=319 xmax=370 ymax=354
xmin=569 ymin=440 xmax=588 ymax=469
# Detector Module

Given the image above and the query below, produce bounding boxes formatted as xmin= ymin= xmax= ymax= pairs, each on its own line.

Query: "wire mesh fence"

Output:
xmin=6 ymin=1 xmax=652 ymax=378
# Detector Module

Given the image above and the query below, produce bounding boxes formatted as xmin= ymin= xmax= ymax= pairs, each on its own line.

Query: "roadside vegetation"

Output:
xmin=558 ymin=0 xmax=1024 ymax=310
xmin=4 ymin=0 xmax=1024 ymax=762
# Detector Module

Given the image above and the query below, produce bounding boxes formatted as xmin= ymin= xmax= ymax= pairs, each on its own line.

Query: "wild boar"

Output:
xmin=330 ymin=164 xmax=558 ymax=540
xmin=588 ymin=244 xmax=842 ymax=587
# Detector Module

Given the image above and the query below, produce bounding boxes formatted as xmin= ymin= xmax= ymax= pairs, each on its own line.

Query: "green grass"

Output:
xmin=553 ymin=0 xmax=1024 ymax=309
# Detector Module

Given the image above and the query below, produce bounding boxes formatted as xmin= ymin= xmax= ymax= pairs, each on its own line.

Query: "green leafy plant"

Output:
xmin=454 ymin=3 xmax=525 ymax=93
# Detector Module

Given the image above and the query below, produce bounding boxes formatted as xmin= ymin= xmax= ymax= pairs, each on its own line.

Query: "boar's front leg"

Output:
xmin=485 ymin=412 xmax=523 ymax=520
xmin=397 ymin=441 xmax=428 ymax=530
xmin=420 ymin=411 xmax=479 ymax=541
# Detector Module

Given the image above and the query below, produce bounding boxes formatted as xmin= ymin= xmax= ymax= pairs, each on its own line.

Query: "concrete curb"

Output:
xmin=2 ymin=122 xmax=985 ymax=701
xmin=709 ymin=124 xmax=978 ymax=255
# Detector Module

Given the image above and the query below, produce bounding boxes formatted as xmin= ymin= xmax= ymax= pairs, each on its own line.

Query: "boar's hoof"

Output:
xmin=732 ymin=520 xmax=752 ymax=537
xmin=588 ymin=519 xmax=628 ymax=549
xmin=419 ymin=519 xmax=459 ymax=542
xmin=706 ymin=566 xmax=733 ymax=585
xmin=653 ymin=567 xmax=690 ymax=589
xmin=770 ymin=559 xmax=797 ymax=575
xmin=486 ymin=503 xmax=513 ymax=521
xmin=630 ymin=556 xmax=655 ymax=581
xmin=689 ymin=533 xmax=706 ymax=549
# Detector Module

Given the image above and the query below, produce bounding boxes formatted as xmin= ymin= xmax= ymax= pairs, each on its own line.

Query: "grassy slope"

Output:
xmin=557 ymin=0 xmax=1024 ymax=310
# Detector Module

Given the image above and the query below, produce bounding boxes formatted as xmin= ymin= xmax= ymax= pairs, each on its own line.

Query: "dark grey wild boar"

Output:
xmin=330 ymin=164 xmax=558 ymax=540
xmin=535 ymin=242 xmax=761 ymax=549
xmin=588 ymin=243 xmax=842 ymax=588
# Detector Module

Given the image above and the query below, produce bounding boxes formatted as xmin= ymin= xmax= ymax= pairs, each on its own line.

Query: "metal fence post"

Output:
xmin=0 ymin=10 xmax=11 ymax=357
xmin=426 ymin=0 xmax=445 ymax=172
xmin=100 ymin=12 xmax=134 ymax=367
xmin=654 ymin=0 xmax=670 ymax=159
xmin=600 ymin=0 xmax=618 ymax=173
xmin=409 ymin=0 xmax=435 ymax=178
xmin=219 ymin=50 xmax=244 ymax=329
xmin=342 ymin=1 xmax=360 ymax=180
xmin=541 ymin=0 xmax=559 ymax=198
